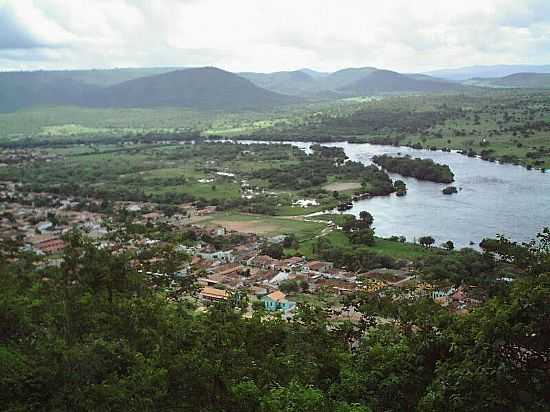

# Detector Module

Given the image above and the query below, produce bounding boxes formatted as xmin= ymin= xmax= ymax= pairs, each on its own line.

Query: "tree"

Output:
xmin=349 ymin=228 xmax=375 ymax=246
xmin=443 ymin=240 xmax=454 ymax=251
xmin=261 ymin=381 xmax=327 ymax=412
xmin=359 ymin=211 xmax=374 ymax=227
xmin=419 ymin=236 xmax=435 ymax=247
xmin=261 ymin=243 xmax=284 ymax=259
xmin=279 ymin=279 xmax=300 ymax=293
xmin=282 ymin=233 xmax=298 ymax=249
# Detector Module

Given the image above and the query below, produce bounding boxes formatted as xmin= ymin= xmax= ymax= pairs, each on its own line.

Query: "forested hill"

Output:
xmin=240 ymin=67 xmax=464 ymax=96
xmin=0 ymin=67 xmax=300 ymax=112
xmin=94 ymin=68 xmax=300 ymax=110
xmin=238 ymin=70 xmax=321 ymax=96
xmin=0 ymin=65 xmax=468 ymax=112
xmin=464 ymin=73 xmax=550 ymax=89
xmin=339 ymin=69 xmax=464 ymax=95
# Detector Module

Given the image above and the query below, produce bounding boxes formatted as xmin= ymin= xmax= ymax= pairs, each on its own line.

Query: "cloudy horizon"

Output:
xmin=1 ymin=0 xmax=550 ymax=73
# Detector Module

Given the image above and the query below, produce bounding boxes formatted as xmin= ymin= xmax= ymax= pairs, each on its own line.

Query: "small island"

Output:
xmin=394 ymin=179 xmax=407 ymax=196
xmin=442 ymin=186 xmax=458 ymax=195
xmin=372 ymin=154 xmax=455 ymax=183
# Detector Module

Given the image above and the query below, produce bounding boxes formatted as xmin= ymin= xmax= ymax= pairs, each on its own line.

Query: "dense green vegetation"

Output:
xmin=2 ymin=87 xmax=550 ymax=168
xmin=372 ymin=155 xmax=454 ymax=183
xmin=249 ymin=144 xmax=395 ymax=196
xmin=1 ymin=229 xmax=549 ymax=411
xmin=0 ymin=142 xmax=307 ymax=209
xmin=0 ymin=141 xmax=400 ymax=217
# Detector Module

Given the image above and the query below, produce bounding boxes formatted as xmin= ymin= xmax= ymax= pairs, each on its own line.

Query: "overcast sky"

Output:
xmin=1 ymin=0 xmax=550 ymax=73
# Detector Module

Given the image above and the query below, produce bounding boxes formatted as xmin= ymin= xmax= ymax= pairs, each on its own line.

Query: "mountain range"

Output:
xmin=237 ymin=67 xmax=465 ymax=96
xmin=426 ymin=64 xmax=550 ymax=81
xmin=0 ymin=67 xmax=298 ymax=112
xmin=0 ymin=64 xmax=549 ymax=112
xmin=463 ymin=73 xmax=550 ymax=89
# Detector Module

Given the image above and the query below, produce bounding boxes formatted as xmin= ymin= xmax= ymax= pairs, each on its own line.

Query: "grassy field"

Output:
xmin=199 ymin=212 xmax=326 ymax=240
xmin=0 ymin=106 xmax=213 ymax=139
xmin=0 ymin=96 xmax=374 ymax=142
xmin=286 ymin=227 xmax=434 ymax=260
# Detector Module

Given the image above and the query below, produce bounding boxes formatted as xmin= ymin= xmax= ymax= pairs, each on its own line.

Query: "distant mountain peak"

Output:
xmin=0 ymin=66 xmax=300 ymax=112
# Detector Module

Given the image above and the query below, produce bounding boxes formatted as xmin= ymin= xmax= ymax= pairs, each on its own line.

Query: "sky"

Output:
xmin=1 ymin=0 xmax=550 ymax=73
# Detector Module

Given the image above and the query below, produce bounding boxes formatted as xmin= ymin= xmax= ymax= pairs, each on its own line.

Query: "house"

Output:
xmin=142 ymin=212 xmax=163 ymax=221
xmin=306 ymin=260 xmax=333 ymax=273
xmin=249 ymin=286 xmax=268 ymax=298
xmin=196 ymin=206 xmax=216 ymax=216
xmin=268 ymin=234 xmax=287 ymax=244
xmin=249 ymin=255 xmax=281 ymax=270
xmin=198 ymin=286 xmax=228 ymax=303
xmin=35 ymin=238 xmax=65 ymax=254
xmin=211 ymin=226 xmax=225 ymax=236
xmin=268 ymin=271 xmax=290 ymax=286
xmin=197 ymin=249 xmax=234 ymax=263
xmin=261 ymin=290 xmax=296 ymax=312
xmin=126 ymin=204 xmax=142 ymax=212
xmin=36 ymin=221 xmax=53 ymax=234
xmin=209 ymin=263 xmax=243 ymax=278
xmin=281 ymin=256 xmax=305 ymax=270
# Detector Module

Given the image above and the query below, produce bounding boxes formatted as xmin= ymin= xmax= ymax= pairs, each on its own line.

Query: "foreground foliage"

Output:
xmin=1 ymin=231 xmax=549 ymax=411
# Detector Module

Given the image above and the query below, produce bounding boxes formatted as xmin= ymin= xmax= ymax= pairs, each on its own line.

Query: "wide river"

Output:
xmin=256 ymin=141 xmax=550 ymax=248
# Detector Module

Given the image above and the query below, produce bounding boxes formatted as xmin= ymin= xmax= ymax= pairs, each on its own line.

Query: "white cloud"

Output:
xmin=1 ymin=0 xmax=550 ymax=72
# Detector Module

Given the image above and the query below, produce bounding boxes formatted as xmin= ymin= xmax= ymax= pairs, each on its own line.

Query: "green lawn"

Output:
xmin=147 ymin=182 xmax=241 ymax=200
xmin=287 ymin=227 xmax=435 ymax=260
xmin=369 ymin=239 xmax=434 ymax=260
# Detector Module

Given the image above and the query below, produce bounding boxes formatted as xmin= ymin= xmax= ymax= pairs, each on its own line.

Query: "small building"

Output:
xmin=35 ymin=238 xmax=65 ymax=255
xmin=197 ymin=249 xmax=234 ymax=263
xmin=306 ymin=260 xmax=333 ymax=273
xmin=261 ymin=290 xmax=296 ymax=312
xmin=198 ymin=286 xmax=228 ymax=303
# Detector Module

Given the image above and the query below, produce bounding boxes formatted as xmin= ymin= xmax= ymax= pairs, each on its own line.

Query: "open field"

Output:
xmin=0 ymin=98 xmax=367 ymax=142
xmin=286 ymin=227 xmax=435 ymax=260
xmin=323 ymin=181 xmax=362 ymax=192
xmin=200 ymin=212 xmax=326 ymax=240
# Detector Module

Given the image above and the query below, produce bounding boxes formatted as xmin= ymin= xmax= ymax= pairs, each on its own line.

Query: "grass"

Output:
xmin=147 ymin=182 xmax=241 ymax=200
xmin=200 ymin=212 xmax=326 ymax=240
xmin=274 ymin=204 xmax=330 ymax=216
xmin=0 ymin=106 xmax=214 ymax=140
xmin=369 ymin=239 xmax=434 ymax=260
xmin=286 ymin=227 xmax=434 ymax=260
xmin=314 ymin=214 xmax=352 ymax=226
xmin=286 ymin=230 xmax=349 ymax=258
xmin=288 ymin=291 xmax=342 ymax=308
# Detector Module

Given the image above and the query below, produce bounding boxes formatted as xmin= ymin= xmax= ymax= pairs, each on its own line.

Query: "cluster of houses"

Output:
xmin=1 ymin=182 xmax=482 ymax=315
xmin=0 ymin=149 xmax=63 ymax=167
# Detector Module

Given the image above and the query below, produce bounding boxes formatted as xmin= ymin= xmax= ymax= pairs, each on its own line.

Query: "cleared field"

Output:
xmin=323 ymin=181 xmax=362 ymax=191
xmin=202 ymin=213 xmax=326 ymax=239
xmin=210 ymin=220 xmax=279 ymax=234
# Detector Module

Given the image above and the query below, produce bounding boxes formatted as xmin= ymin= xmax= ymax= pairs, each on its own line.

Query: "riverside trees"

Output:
xmin=373 ymin=155 xmax=454 ymax=183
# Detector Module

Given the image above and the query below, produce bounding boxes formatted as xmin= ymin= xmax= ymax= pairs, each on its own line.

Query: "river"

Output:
xmin=263 ymin=141 xmax=550 ymax=248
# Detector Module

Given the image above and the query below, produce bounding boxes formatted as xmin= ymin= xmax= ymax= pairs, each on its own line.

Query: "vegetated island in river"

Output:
xmin=372 ymin=154 xmax=454 ymax=183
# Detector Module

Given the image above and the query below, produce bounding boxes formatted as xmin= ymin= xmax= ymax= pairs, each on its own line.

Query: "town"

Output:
xmin=1 ymin=178 xmax=482 ymax=318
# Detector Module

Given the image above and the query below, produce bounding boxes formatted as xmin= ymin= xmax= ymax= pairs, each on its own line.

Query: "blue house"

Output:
xmin=261 ymin=290 xmax=296 ymax=312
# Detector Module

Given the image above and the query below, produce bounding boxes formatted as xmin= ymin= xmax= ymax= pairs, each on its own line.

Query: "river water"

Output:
xmin=270 ymin=141 xmax=550 ymax=248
